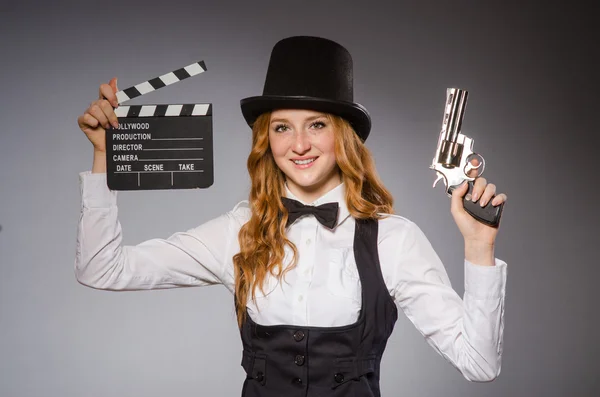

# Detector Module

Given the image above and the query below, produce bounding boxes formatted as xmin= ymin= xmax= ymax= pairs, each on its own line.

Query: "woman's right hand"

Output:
xmin=77 ymin=77 xmax=120 ymax=153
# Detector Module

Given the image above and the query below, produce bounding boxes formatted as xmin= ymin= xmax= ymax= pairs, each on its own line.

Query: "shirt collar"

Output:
xmin=284 ymin=182 xmax=351 ymax=228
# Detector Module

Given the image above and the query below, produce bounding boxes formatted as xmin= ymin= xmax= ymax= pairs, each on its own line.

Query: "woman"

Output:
xmin=76 ymin=36 xmax=508 ymax=396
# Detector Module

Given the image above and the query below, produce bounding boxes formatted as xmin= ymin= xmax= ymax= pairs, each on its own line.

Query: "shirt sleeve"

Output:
xmin=74 ymin=171 xmax=239 ymax=291
xmin=388 ymin=220 xmax=507 ymax=382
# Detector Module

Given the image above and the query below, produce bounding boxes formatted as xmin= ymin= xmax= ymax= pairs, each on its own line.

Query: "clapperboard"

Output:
xmin=106 ymin=61 xmax=212 ymax=190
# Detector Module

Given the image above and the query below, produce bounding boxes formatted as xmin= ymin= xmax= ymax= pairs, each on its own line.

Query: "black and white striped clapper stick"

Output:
xmin=114 ymin=60 xmax=209 ymax=117
xmin=106 ymin=60 xmax=213 ymax=191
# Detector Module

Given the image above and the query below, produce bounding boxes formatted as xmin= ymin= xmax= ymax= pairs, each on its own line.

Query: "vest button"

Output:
xmin=334 ymin=373 xmax=345 ymax=383
xmin=292 ymin=377 xmax=303 ymax=385
xmin=293 ymin=330 xmax=305 ymax=341
xmin=294 ymin=354 xmax=305 ymax=366
xmin=254 ymin=371 xmax=264 ymax=382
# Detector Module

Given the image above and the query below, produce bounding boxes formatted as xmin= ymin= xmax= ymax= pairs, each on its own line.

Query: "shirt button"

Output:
xmin=294 ymin=354 xmax=305 ymax=366
xmin=292 ymin=377 xmax=303 ymax=385
xmin=293 ymin=330 xmax=305 ymax=341
xmin=298 ymin=295 xmax=303 ymax=302
xmin=254 ymin=371 xmax=264 ymax=382
xmin=334 ymin=373 xmax=345 ymax=383
xmin=306 ymin=238 xmax=311 ymax=245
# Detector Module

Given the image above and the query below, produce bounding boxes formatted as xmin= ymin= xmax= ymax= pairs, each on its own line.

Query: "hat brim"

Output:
xmin=240 ymin=96 xmax=371 ymax=141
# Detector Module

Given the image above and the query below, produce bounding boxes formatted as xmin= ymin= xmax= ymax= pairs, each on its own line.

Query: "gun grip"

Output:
xmin=458 ymin=180 xmax=504 ymax=227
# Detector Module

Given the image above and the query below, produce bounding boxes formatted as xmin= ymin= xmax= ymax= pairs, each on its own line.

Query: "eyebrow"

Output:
xmin=270 ymin=114 xmax=327 ymax=124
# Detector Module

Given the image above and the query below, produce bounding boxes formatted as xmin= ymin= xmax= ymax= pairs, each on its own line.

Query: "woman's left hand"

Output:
xmin=451 ymin=176 xmax=508 ymax=247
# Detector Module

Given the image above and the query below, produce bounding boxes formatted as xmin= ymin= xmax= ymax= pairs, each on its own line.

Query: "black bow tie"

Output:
xmin=281 ymin=197 xmax=339 ymax=229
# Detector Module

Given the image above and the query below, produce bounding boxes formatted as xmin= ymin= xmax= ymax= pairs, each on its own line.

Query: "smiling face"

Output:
xmin=268 ymin=109 xmax=341 ymax=203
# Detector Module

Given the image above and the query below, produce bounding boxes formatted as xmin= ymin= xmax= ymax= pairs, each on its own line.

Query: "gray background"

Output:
xmin=0 ymin=1 xmax=597 ymax=396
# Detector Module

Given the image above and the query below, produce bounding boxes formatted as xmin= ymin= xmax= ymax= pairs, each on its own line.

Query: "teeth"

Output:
xmin=293 ymin=158 xmax=316 ymax=165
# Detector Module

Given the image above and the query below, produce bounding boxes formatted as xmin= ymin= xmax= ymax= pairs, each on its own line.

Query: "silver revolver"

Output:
xmin=430 ymin=88 xmax=504 ymax=227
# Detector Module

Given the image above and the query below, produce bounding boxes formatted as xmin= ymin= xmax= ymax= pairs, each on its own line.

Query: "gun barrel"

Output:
xmin=436 ymin=88 xmax=469 ymax=168
xmin=442 ymin=88 xmax=468 ymax=142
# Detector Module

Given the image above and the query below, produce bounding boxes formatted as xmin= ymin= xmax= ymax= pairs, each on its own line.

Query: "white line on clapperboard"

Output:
xmin=112 ymin=60 xmax=210 ymax=185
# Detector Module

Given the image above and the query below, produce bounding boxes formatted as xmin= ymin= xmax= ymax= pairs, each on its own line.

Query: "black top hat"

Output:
xmin=240 ymin=36 xmax=372 ymax=141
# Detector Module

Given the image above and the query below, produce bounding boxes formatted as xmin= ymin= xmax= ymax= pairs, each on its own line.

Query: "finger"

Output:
xmin=110 ymin=77 xmax=118 ymax=93
xmin=491 ymin=193 xmax=507 ymax=206
xmin=450 ymin=181 xmax=469 ymax=214
xmin=98 ymin=98 xmax=119 ymax=128
xmin=471 ymin=177 xmax=487 ymax=202
xmin=87 ymin=103 xmax=110 ymax=129
xmin=78 ymin=112 xmax=100 ymax=131
xmin=479 ymin=183 xmax=496 ymax=207
xmin=99 ymin=82 xmax=119 ymax=107
xmin=466 ymin=157 xmax=480 ymax=178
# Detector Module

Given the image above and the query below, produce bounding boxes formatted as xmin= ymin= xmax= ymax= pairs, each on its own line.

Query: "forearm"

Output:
xmin=464 ymin=240 xmax=495 ymax=266
xmin=75 ymin=171 xmax=141 ymax=290
xmin=92 ymin=150 xmax=107 ymax=174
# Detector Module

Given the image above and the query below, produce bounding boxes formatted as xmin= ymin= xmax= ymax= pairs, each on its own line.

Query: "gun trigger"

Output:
xmin=433 ymin=174 xmax=444 ymax=188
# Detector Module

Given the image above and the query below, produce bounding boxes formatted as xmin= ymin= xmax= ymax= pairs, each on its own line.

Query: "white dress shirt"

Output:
xmin=75 ymin=171 xmax=507 ymax=382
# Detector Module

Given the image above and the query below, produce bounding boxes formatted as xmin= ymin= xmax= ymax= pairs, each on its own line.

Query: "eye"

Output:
xmin=310 ymin=120 xmax=326 ymax=129
xmin=273 ymin=123 xmax=289 ymax=132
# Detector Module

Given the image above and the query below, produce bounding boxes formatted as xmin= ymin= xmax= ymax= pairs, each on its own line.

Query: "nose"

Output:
xmin=292 ymin=130 xmax=311 ymax=154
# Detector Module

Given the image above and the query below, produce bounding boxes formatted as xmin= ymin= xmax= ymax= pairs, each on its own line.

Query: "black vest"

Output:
xmin=238 ymin=218 xmax=398 ymax=397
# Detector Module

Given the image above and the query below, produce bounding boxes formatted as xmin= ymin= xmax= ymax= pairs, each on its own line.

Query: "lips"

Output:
xmin=291 ymin=156 xmax=318 ymax=169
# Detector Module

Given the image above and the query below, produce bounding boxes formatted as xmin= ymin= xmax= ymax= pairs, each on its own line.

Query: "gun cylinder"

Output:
xmin=438 ymin=140 xmax=463 ymax=168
